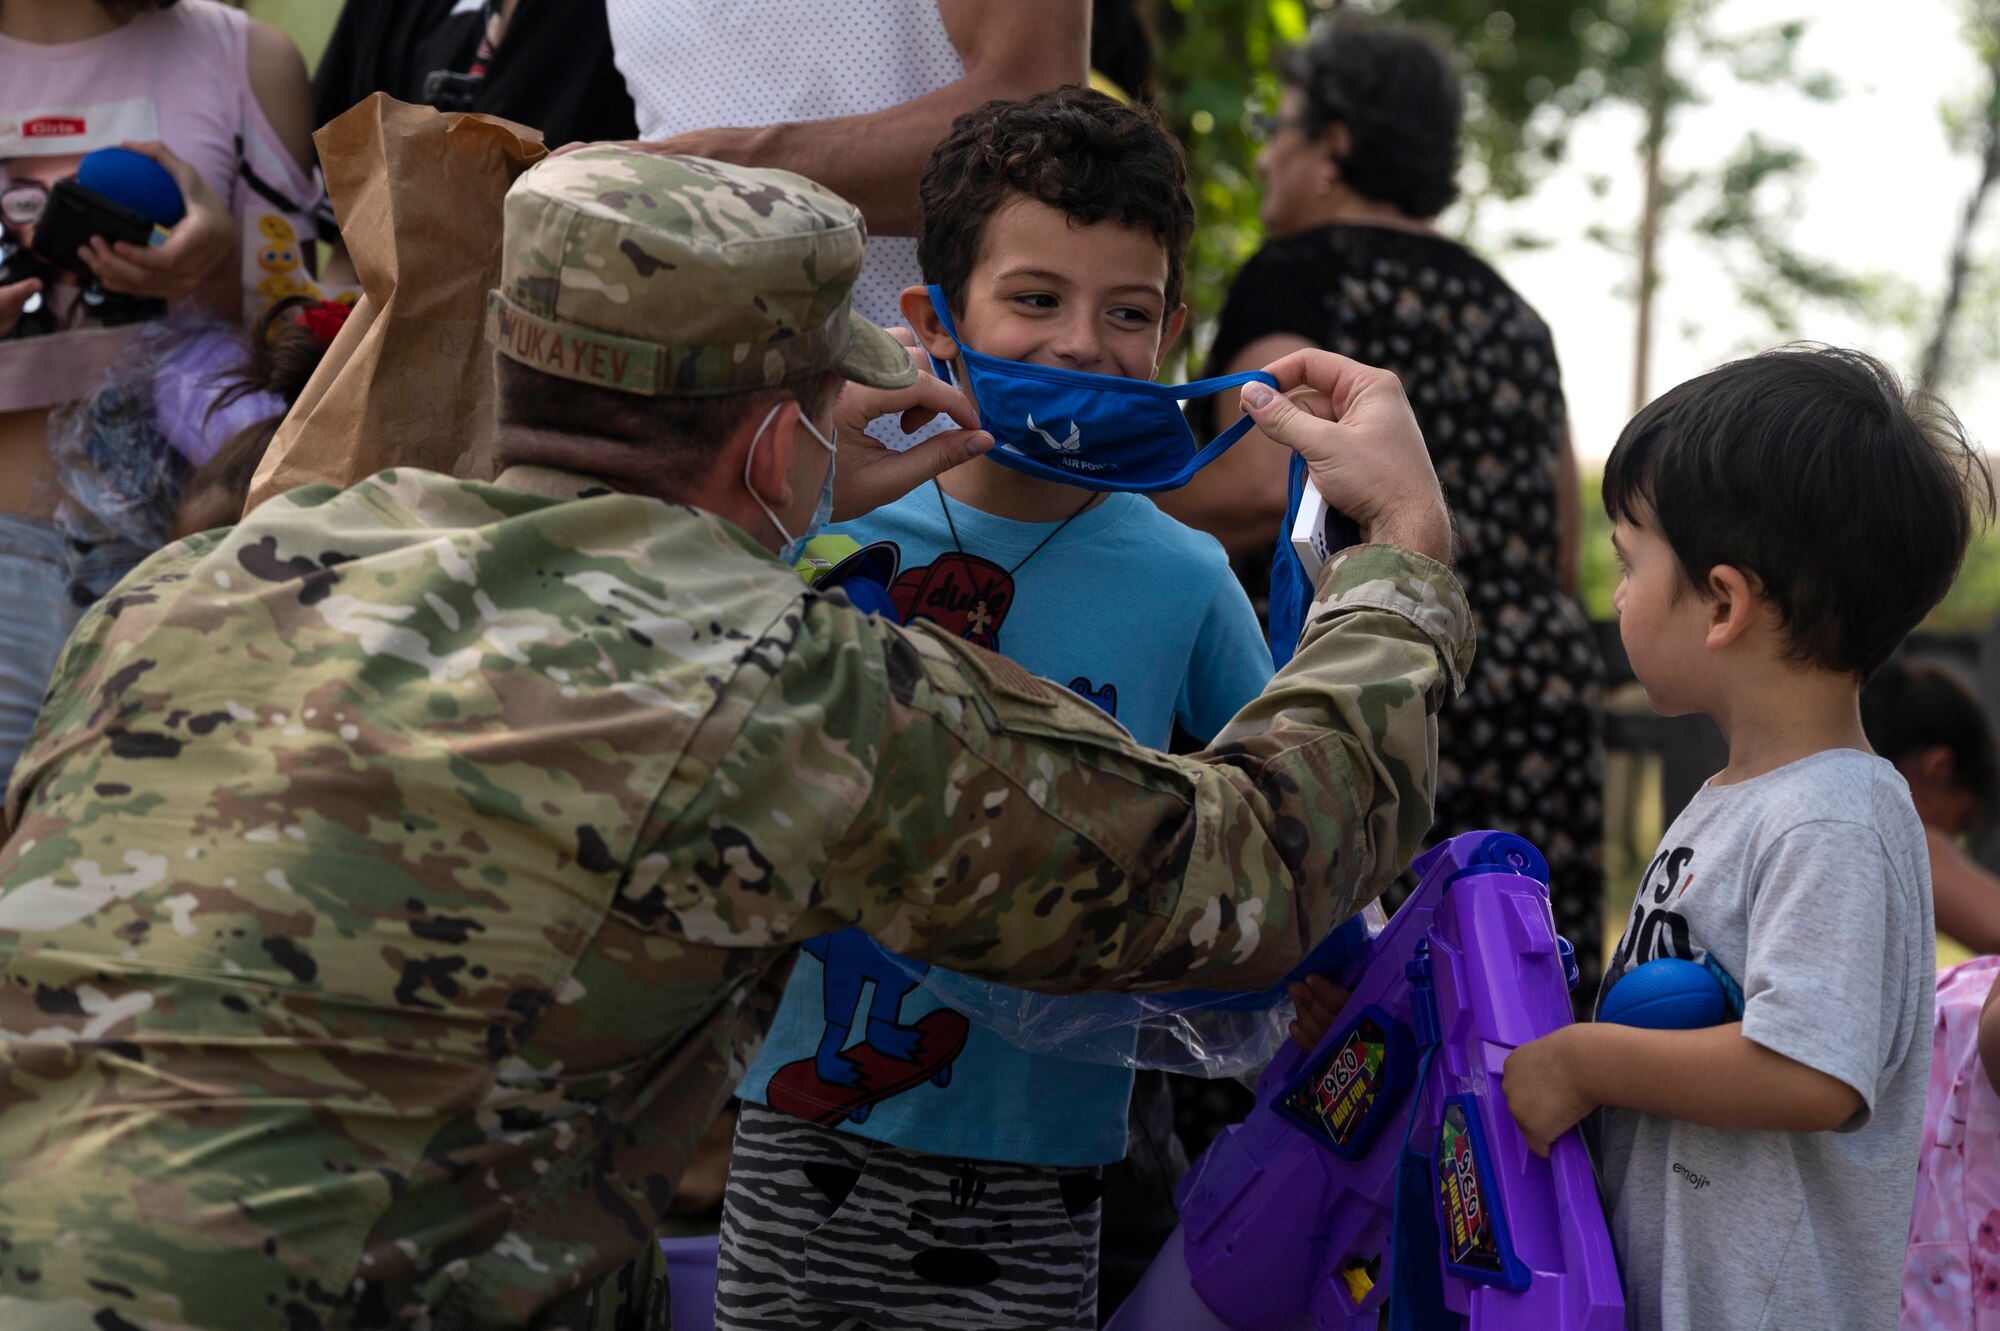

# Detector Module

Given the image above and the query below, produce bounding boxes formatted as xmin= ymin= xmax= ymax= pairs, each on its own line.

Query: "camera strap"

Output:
xmin=233 ymin=135 xmax=312 ymax=217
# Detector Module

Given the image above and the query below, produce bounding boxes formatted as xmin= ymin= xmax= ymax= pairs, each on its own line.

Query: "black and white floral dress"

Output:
xmin=1203 ymin=223 xmax=1607 ymax=998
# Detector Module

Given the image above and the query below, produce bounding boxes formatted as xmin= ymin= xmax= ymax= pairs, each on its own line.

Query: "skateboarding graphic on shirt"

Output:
xmin=771 ymin=542 xmax=1131 ymax=1129
xmin=766 ymin=930 xmax=970 ymax=1127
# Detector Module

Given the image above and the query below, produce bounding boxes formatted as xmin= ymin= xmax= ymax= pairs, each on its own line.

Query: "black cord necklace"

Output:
xmin=934 ymin=480 xmax=1103 ymax=577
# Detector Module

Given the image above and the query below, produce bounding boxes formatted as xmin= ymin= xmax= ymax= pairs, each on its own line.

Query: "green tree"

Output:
xmin=1612 ymin=6 xmax=1899 ymax=406
xmin=1919 ymin=0 xmax=2000 ymax=392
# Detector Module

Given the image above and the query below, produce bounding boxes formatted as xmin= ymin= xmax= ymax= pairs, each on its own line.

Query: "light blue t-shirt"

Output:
xmin=736 ymin=486 xmax=1273 ymax=1165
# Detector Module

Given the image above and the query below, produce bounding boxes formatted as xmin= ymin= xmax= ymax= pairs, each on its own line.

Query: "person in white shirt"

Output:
xmin=602 ymin=1 xmax=1086 ymax=334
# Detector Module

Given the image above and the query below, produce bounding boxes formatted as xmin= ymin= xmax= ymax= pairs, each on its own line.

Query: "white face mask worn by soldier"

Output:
xmin=742 ymin=399 xmax=837 ymax=565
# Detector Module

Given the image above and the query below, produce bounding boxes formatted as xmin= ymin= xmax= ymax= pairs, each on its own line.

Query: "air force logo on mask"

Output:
xmin=1027 ymin=414 xmax=1082 ymax=454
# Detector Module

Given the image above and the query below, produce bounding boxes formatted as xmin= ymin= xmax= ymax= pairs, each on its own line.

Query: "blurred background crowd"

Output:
xmin=8 ymin=0 xmax=2000 ymax=1318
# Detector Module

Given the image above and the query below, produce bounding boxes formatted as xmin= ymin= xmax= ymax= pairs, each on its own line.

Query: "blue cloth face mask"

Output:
xmin=745 ymin=400 xmax=837 ymax=565
xmin=923 ymin=285 xmax=1279 ymax=493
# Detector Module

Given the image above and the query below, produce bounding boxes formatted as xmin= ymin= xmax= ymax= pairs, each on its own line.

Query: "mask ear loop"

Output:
xmin=741 ymin=400 xmax=795 ymax=546
xmin=924 ymin=285 xmax=968 ymax=386
xmin=1179 ymin=369 xmax=1282 ymax=475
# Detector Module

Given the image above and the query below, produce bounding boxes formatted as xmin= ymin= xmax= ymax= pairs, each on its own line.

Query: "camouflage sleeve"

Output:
xmin=813 ymin=543 xmax=1474 ymax=994
xmin=3 ymin=538 xmax=216 ymax=832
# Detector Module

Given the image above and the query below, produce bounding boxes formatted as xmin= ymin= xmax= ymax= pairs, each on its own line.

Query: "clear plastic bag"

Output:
xmin=881 ymin=905 xmax=1387 ymax=1078
xmin=50 ymin=312 xmax=276 ymax=549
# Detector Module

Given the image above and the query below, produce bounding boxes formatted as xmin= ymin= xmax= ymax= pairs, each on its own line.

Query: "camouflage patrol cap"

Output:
xmin=486 ymin=147 xmax=918 ymax=398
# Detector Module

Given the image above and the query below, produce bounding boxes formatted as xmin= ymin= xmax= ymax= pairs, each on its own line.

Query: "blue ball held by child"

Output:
xmin=1598 ymin=958 xmax=1730 ymax=1030
xmin=76 ymin=146 xmax=187 ymax=227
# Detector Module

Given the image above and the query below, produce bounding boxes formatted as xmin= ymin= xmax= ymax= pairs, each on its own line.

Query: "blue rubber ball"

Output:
xmin=77 ymin=147 xmax=187 ymax=227
xmin=1599 ymin=958 xmax=1729 ymax=1030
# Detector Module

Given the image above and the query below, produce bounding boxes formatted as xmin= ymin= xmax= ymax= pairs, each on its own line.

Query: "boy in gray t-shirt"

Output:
xmin=1594 ymin=754 xmax=1930 ymax=1329
xmin=1501 ymin=347 xmax=1994 ymax=1331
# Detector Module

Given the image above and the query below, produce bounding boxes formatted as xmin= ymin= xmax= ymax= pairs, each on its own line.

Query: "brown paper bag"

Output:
xmin=246 ymin=95 xmax=547 ymax=511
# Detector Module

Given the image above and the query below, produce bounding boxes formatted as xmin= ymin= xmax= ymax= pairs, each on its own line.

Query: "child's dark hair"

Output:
xmin=174 ymin=298 xmax=336 ymax=538
xmin=214 ymin=296 xmax=331 ymax=417
xmin=917 ymin=86 xmax=1195 ymax=320
xmin=1862 ymin=656 xmax=1998 ymax=812
xmin=1602 ymin=345 xmax=1995 ymax=679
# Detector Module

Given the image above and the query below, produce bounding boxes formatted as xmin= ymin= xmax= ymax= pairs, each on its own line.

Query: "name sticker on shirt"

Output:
xmin=0 ymin=97 xmax=159 ymax=157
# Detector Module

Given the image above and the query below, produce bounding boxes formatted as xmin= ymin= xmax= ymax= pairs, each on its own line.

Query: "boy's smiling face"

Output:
xmin=906 ymin=192 xmax=1187 ymax=395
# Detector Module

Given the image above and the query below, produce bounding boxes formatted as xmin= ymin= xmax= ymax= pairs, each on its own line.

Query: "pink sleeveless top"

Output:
xmin=0 ymin=1 xmax=318 ymax=413
xmin=1904 ymin=956 xmax=2000 ymax=1329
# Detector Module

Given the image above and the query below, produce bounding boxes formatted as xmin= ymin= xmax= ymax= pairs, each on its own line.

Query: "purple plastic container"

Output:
xmin=1171 ymin=831 xmax=1624 ymax=1331
xmin=659 ymin=1234 xmax=717 ymax=1331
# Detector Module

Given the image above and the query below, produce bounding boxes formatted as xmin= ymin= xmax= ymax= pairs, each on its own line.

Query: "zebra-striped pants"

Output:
xmin=715 ymin=1104 xmax=1104 ymax=1330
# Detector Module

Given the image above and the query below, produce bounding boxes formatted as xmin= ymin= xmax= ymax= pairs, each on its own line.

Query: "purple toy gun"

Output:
xmin=1158 ymin=830 xmax=1623 ymax=1331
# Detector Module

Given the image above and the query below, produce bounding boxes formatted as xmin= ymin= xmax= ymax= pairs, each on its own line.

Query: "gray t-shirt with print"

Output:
xmin=1596 ymin=749 xmax=1934 ymax=1331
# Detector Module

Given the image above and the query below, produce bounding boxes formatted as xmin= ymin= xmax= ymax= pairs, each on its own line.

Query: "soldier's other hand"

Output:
xmin=1239 ymin=350 xmax=1453 ymax=566
xmin=829 ymin=345 xmax=994 ymax=521
xmin=1287 ymin=974 xmax=1351 ymax=1053
xmin=0 ymin=277 xmax=40 ymax=338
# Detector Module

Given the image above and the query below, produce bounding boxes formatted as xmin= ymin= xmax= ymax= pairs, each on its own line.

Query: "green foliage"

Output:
xmin=1392 ymin=0 xmax=1668 ymax=201
xmin=1605 ymin=7 xmax=1904 ymax=344
xmin=1577 ymin=473 xmax=1619 ymax=620
xmin=244 ymin=0 xmax=337 ymax=70
xmin=1687 ymin=134 xmax=1890 ymax=339
xmin=1929 ymin=514 xmax=2000 ymax=631
xmin=1914 ymin=0 xmax=2000 ymax=393
xmin=1147 ymin=0 xmax=1296 ymax=361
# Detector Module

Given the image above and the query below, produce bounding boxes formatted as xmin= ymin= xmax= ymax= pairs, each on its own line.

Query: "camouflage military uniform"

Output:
xmin=0 ymin=149 xmax=1473 ymax=1331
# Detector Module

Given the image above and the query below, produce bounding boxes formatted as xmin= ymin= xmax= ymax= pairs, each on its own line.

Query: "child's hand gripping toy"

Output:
xmin=31 ymin=147 xmax=185 ymax=276
xmin=1161 ymin=831 xmax=1624 ymax=1331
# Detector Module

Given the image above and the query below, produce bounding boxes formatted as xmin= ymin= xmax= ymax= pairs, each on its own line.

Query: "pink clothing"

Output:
xmin=1904 ymin=956 xmax=2000 ymax=1329
xmin=0 ymin=0 xmax=317 ymax=413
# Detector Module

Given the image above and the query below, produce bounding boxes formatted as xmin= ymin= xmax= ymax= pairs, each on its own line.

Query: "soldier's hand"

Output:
xmin=830 ymin=340 xmax=994 ymax=521
xmin=1240 ymin=350 xmax=1453 ymax=566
